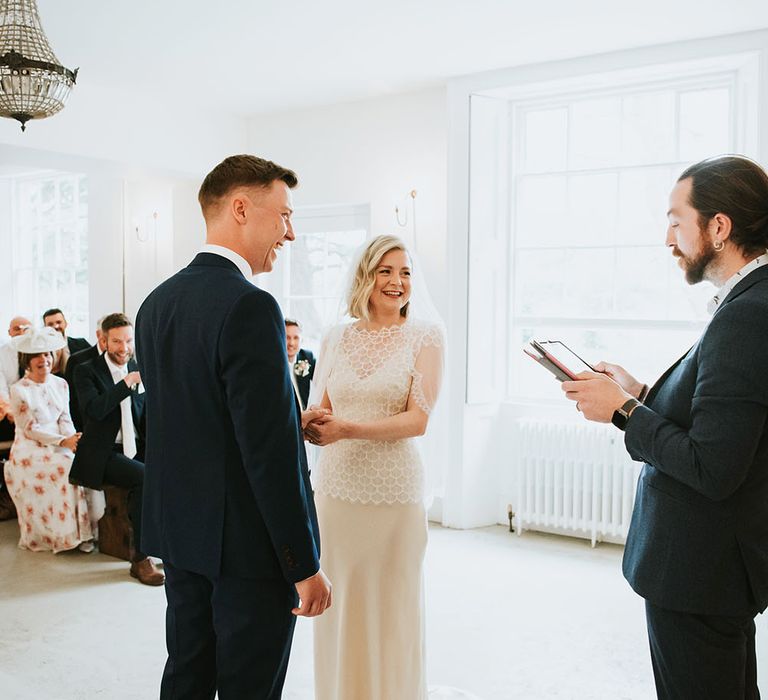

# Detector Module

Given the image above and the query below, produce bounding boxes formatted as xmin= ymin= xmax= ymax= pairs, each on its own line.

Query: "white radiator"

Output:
xmin=513 ymin=419 xmax=641 ymax=546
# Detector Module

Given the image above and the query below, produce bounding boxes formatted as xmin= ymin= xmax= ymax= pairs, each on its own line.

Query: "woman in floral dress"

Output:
xmin=4 ymin=327 xmax=93 ymax=553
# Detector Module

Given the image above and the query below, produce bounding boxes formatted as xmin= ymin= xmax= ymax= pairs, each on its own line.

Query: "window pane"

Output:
xmin=514 ymin=249 xmax=568 ymax=316
xmin=514 ymin=248 xmax=614 ymax=319
xmin=290 ymin=233 xmax=326 ymax=296
xmin=324 ymin=229 xmax=366 ymax=295
xmin=567 ymin=173 xmax=618 ymax=247
xmin=617 ymin=167 xmax=676 ymax=246
xmin=614 ymin=246 xmax=669 ymax=319
xmin=516 ymin=175 xmax=568 ymax=248
xmin=289 ymin=297 xmax=340 ymax=351
xmin=570 ymin=97 xmax=621 ymax=169
xmin=621 ymin=90 xmax=676 ymax=165
xmin=679 ymin=87 xmax=731 ymax=161
xmin=560 ymin=248 xmax=614 ymax=318
xmin=523 ymin=107 xmax=568 ymax=172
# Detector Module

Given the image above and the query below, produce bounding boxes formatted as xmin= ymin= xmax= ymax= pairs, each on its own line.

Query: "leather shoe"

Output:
xmin=130 ymin=557 xmax=165 ymax=586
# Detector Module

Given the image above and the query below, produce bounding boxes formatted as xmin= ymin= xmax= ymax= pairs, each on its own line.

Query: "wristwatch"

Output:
xmin=611 ymin=398 xmax=641 ymax=431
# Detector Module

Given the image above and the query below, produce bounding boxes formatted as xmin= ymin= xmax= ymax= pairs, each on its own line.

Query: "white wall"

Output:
xmin=246 ymin=88 xmax=449 ymax=315
xmin=0 ymin=78 xmax=233 ymax=333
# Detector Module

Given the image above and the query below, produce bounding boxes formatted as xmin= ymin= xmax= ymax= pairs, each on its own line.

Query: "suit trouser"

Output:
xmin=160 ymin=562 xmax=298 ymax=700
xmin=102 ymin=450 xmax=146 ymax=561
xmin=645 ymin=600 xmax=759 ymax=700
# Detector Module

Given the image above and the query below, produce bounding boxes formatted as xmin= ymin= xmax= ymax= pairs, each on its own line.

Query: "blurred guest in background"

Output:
xmin=43 ymin=308 xmax=89 ymax=375
xmin=285 ymin=318 xmax=315 ymax=410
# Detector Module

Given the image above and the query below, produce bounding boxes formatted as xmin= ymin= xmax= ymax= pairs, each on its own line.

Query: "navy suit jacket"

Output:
xmin=292 ymin=348 xmax=315 ymax=409
xmin=65 ymin=344 xmax=100 ymax=431
xmin=135 ymin=253 xmax=320 ymax=582
xmin=70 ymin=354 xmax=145 ymax=488
xmin=67 ymin=336 xmax=90 ymax=355
xmin=622 ymin=264 xmax=768 ymax=617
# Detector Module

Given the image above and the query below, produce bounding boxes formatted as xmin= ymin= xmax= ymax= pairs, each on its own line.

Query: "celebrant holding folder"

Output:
xmin=560 ymin=155 xmax=768 ymax=700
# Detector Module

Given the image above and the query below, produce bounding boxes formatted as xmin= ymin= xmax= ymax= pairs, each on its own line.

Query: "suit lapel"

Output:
xmin=93 ymin=353 xmax=114 ymax=390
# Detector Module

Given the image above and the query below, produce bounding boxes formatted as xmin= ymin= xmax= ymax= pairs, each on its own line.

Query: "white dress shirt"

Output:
xmin=104 ymin=354 xmax=137 ymax=458
xmin=200 ymin=244 xmax=253 ymax=280
xmin=707 ymin=251 xmax=768 ymax=316
xmin=287 ymin=354 xmax=304 ymax=410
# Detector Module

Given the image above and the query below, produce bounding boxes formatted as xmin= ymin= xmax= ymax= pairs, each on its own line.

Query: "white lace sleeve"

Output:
xmin=409 ymin=323 xmax=445 ymax=415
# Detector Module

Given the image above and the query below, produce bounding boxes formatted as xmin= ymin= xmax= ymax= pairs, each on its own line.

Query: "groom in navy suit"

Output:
xmin=136 ymin=155 xmax=331 ymax=699
xmin=562 ymin=156 xmax=768 ymax=699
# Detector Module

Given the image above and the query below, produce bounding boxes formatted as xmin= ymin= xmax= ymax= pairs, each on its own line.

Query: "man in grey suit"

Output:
xmin=562 ymin=155 xmax=768 ymax=699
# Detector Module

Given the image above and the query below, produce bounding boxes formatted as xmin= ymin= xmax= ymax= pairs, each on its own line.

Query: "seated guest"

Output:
xmin=43 ymin=308 xmax=90 ymax=375
xmin=65 ymin=316 xmax=107 ymax=432
xmin=285 ymin=318 xmax=315 ymax=410
xmin=0 ymin=315 xmax=32 ymax=441
xmin=70 ymin=313 xmax=164 ymax=586
xmin=3 ymin=327 xmax=94 ymax=552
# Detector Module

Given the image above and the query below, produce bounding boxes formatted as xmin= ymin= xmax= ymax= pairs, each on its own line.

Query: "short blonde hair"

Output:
xmin=347 ymin=235 xmax=411 ymax=321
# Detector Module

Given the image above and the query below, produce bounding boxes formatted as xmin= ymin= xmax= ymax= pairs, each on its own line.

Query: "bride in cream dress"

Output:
xmin=305 ymin=235 xmax=460 ymax=700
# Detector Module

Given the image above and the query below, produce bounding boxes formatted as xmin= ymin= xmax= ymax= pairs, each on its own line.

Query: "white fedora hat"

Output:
xmin=12 ymin=327 xmax=67 ymax=354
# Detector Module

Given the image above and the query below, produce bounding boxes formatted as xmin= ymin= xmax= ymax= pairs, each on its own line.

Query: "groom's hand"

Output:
xmin=293 ymin=569 xmax=332 ymax=617
xmin=301 ymin=406 xmax=330 ymax=430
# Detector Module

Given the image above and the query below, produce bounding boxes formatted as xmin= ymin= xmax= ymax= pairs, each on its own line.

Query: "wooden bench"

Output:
xmin=98 ymin=485 xmax=135 ymax=562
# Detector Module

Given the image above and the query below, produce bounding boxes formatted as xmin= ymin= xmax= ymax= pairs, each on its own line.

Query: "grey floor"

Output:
xmin=1 ymin=518 xmax=665 ymax=699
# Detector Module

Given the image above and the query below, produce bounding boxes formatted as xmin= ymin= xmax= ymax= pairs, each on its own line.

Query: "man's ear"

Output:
xmin=230 ymin=193 xmax=248 ymax=224
xmin=711 ymin=212 xmax=733 ymax=241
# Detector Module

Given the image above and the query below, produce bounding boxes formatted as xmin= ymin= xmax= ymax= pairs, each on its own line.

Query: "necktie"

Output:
xmin=115 ymin=366 xmax=137 ymax=459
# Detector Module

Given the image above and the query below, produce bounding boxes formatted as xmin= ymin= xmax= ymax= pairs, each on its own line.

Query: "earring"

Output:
xmin=713 ymin=239 xmax=724 ymax=252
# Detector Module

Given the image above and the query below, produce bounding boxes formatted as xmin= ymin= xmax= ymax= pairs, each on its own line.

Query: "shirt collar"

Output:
xmin=707 ymin=251 xmax=768 ymax=315
xmin=200 ymin=244 xmax=253 ymax=280
xmin=104 ymin=353 xmax=128 ymax=377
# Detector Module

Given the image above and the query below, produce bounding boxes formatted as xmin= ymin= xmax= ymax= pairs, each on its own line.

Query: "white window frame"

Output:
xmin=504 ymin=54 xmax=759 ymax=400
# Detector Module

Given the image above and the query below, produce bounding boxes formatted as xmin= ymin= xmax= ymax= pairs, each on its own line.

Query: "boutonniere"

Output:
xmin=294 ymin=359 xmax=311 ymax=378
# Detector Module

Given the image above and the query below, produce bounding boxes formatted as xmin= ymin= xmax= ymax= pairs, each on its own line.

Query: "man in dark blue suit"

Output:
xmin=562 ymin=155 xmax=768 ymax=699
xmin=285 ymin=318 xmax=315 ymax=410
xmin=136 ymin=155 xmax=331 ymax=699
xmin=70 ymin=312 xmax=163 ymax=585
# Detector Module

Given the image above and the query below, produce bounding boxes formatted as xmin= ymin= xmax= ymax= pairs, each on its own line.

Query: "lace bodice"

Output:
xmin=314 ymin=319 xmax=444 ymax=505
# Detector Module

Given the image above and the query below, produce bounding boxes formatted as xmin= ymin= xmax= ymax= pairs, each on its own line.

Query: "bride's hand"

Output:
xmin=304 ymin=414 xmax=347 ymax=446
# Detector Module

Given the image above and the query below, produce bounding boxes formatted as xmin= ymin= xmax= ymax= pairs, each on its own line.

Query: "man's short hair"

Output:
xmin=42 ymin=308 xmax=64 ymax=322
xmin=285 ymin=318 xmax=301 ymax=330
xmin=679 ymin=155 xmax=768 ymax=256
xmin=101 ymin=313 xmax=132 ymax=335
xmin=197 ymin=155 xmax=298 ymax=217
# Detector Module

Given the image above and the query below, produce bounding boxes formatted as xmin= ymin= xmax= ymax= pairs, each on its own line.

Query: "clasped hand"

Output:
xmin=60 ymin=432 xmax=82 ymax=452
xmin=302 ymin=405 xmax=343 ymax=446
xmin=560 ymin=361 xmax=639 ymax=422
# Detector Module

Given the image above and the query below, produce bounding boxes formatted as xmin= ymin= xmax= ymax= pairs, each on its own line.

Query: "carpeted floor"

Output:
xmin=1 ymin=517 xmax=748 ymax=699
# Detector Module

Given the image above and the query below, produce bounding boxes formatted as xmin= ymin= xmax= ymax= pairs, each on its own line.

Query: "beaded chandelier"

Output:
xmin=0 ymin=0 xmax=77 ymax=131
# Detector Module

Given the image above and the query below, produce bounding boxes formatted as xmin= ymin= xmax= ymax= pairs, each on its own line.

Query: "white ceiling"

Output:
xmin=37 ymin=0 xmax=768 ymax=118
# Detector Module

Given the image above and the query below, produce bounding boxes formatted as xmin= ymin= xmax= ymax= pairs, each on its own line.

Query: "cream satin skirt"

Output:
xmin=313 ymin=494 xmax=428 ymax=700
